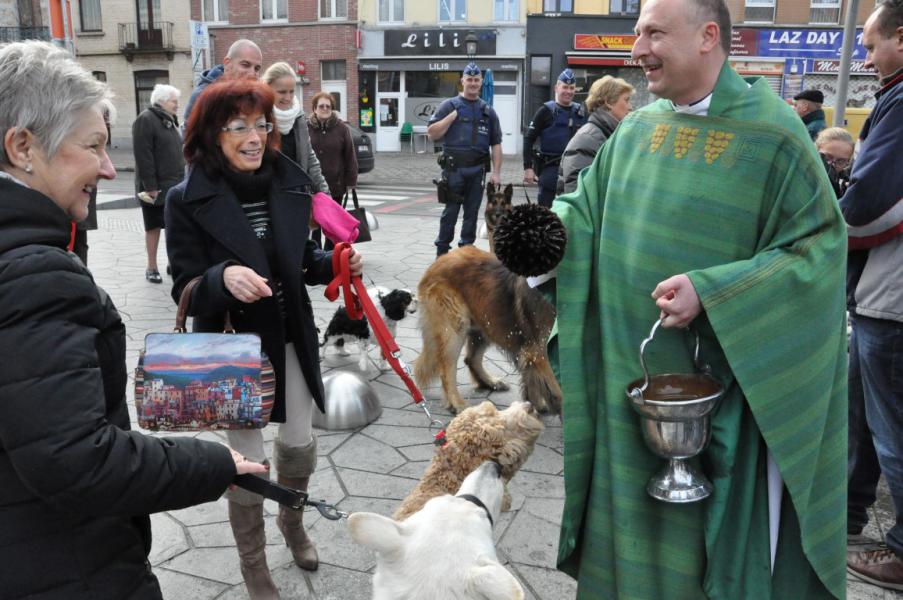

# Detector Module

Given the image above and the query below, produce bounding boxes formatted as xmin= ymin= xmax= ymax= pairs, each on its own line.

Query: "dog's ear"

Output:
xmin=465 ymin=558 xmax=525 ymax=599
xmin=348 ymin=512 xmax=404 ymax=554
xmin=503 ymin=183 xmax=513 ymax=202
xmin=486 ymin=181 xmax=496 ymax=196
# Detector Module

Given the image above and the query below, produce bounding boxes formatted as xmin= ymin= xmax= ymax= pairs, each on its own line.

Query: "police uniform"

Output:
xmin=523 ymin=69 xmax=586 ymax=207
xmin=429 ymin=63 xmax=502 ymax=256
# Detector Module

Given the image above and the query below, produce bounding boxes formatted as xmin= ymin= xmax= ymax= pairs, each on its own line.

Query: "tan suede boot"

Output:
xmin=228 ymin=501 xmax=280 ymax=599
xmin=274 ymin=438 xmax=319 ymax=571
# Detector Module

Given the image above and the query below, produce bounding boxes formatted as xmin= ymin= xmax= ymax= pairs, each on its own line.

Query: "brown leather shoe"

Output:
xmin=847 ymin=546 xmax=903 ymax=591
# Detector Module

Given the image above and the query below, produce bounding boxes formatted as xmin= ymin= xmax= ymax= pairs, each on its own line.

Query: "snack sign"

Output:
xmin=574 ymin=34 xmax=638 ymax=51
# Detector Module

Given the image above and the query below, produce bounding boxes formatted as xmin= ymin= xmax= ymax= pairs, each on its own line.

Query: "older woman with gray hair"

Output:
xmin=133 ymin=83 xmax=185 ymax=283
xmin=0 ymin=41 xmax=265 ymax=599
xmin=557 ymin=75 xmax=634 ymax=194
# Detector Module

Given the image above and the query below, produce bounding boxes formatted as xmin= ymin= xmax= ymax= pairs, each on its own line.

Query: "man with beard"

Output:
xmin=523 ymin=69 xmax=587 ymax=207
xmin=549 ymin=0 xmax=847 ymax=596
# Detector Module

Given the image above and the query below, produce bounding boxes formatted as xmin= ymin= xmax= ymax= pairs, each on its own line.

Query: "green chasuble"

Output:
xmin=553 ymin=62 xmax=848 ymax=599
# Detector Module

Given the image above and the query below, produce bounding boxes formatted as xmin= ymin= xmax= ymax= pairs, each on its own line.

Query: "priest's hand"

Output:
xmin=652 ymin=274 xmax=702 ymax=329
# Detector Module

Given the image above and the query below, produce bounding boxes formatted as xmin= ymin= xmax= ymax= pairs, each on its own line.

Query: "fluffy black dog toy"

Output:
xmin=492 ymin=203 xmax=568 ymax=277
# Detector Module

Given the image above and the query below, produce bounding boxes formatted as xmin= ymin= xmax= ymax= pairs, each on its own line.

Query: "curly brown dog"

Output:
xmin=394 ymin=400 xmax=543 ymax=521
xmin=414 ymin=245 xmax=562 ymax=414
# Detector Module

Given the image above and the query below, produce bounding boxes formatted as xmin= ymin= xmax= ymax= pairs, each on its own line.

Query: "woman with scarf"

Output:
xmin=132 ymin=84 xmax=185 ymax=283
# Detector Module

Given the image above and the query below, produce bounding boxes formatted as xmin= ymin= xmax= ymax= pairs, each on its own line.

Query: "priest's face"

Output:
xmin=632 ymin=0 xmax=711 ymax=104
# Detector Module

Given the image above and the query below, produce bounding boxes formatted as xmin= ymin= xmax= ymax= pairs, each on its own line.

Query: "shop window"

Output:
xmin=79 ymin=0 xmax=102 ymax=31
xmin=261 ymin=0 xmax=287 ymax=21
xmin=134 ymin=69 xmax=169 ymax=116
xmin=494 ymin=0 xmax=519 ymax=21
xmin=810 ymin=0 xmax=841 ymax=23
xmin=530 ymin=55 xmax=551 ymax=85
xmin=542 ymin=0 xmax=573 ymax=13
xmin=379 ymin=98 xmax=399 ymax=127
xmin=405 ymin=72 xmax=461 ymax=98
xmin=322 ymin=60 xmax=346 ymax=81
xmin=744 ymin=0 xmax=774 ymax=22
xmin=378 ymin=71 xmax=401 ymax=92
xmin=609 ymin=0 xmax=639 ymax=15
xmin=492 ymin=70 xmax=518 ymax=95
xmin=379 ymin=0 xmax=404 ymax=22
xmin=439 ymin=0 xmax=466 ymax=22
xmin=203 ymin=0 xmax=228 ymax=22
xmin=320 ymin=0 xmax=347 ymax=19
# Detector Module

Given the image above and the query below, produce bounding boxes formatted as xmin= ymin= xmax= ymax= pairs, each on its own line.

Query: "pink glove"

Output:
xmin=311 ymin=192 xmax=360 ymax=244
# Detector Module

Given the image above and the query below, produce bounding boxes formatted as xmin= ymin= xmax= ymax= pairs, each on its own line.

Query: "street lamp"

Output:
xmin=464 ymin=30 xmax=478 ymax=61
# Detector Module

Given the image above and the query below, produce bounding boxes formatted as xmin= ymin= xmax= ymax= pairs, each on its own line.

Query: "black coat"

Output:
xmin=132 ymin=105 xmax=186 ymax=203
xmin=0 ymin=177 xmax=236 ymax=599
xmin=165 ymin=153 xmax=334 ymax=419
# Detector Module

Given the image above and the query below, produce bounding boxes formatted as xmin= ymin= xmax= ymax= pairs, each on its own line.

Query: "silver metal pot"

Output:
xmin=626 ymin=319 xmax=724 ymax=503
xmin=311 ymin=371 xmax=382 ymax=430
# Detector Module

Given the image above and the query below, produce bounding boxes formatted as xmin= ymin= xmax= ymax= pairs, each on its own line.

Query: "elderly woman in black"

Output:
xmin=166 ymin=77 xmax=362 ymax=599
xmin=0 ymin=40 xmax=266 ymax=600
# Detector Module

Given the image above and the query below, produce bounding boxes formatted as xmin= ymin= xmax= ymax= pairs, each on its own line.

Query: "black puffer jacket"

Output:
xmin=0 ymin=177 xmax=236 ymax=599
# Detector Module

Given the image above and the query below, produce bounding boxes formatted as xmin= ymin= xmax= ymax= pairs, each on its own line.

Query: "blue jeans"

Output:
xmin=537 ymin=162 xmax=558 ymax=208
xmin=435 ymin=164 xmax=484 ymax=255
xmin=848 ymin=314 xmax=903 ymax=557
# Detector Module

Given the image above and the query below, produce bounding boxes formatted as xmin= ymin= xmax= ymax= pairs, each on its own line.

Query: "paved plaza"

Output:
xmin=85 ymin=150 xmax=901 ymax=599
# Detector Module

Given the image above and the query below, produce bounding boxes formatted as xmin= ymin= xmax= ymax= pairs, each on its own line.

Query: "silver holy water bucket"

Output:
xmin=311 ymin=371 xmax=382 ymax=430
xmin=625 ymin=318 xmax=724 ymax=503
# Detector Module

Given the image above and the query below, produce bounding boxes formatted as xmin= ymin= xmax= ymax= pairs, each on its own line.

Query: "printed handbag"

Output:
xmin=134 ymin=277 xmax=275 ymax=431
xmin=342 ymin=188 xmax=372 ymax=243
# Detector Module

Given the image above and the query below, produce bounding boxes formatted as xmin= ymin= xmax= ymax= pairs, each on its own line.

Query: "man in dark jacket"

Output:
xmin=792 ymin=89 xmax=827 ymax=141
xmin=523 ymin=69 xmax=587 ymax=207
xmin=843 ymin=0 xmax=903 ymax=591
xmin=183 ymin=39 xmax=262 ymax=125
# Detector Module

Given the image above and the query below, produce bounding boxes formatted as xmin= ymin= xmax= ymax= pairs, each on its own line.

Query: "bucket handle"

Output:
xmin=631 ymin=318 xmax=708 ymax=400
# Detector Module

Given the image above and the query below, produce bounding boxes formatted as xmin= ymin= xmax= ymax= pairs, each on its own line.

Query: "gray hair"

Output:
xmin=0 ymin=41 xmax=114 ymax=164
xmin=816 ymin=126 xmax=855 ymax=149
xmin=262 ymin=61 xmax=297 ymax=86
xmin=689 ymin=0 xmax=732 ymax=55
xmin=227 ymin=39 xmax=262 ymax=60
xmin=150 ymin=83 xmax=180 ymax=107
xmin=875 ymin=0 xmax=903 ymax=38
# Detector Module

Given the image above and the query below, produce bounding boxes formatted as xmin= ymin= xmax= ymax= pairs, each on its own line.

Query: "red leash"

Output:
xmin=324 ymin=243 xmax=446 ymax=444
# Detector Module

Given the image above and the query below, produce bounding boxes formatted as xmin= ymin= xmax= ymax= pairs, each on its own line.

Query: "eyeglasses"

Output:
xmin=316 ymin=104 xmax=333 ymax=110
xmin=221 ymin=121 xmax=273 ymax=136
xmin=820 ymin=152 xmax=850 ymax=170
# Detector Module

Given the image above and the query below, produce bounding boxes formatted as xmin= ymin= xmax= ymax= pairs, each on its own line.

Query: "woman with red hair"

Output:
xmin=166 ymin=78 xmax=363 ymax=599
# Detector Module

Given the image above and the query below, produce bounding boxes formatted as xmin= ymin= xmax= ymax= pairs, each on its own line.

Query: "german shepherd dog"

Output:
xmin=484 ymin=182 xmax=513 ymax=255
xmin=414 ymin=246 xmax=562 ymax=414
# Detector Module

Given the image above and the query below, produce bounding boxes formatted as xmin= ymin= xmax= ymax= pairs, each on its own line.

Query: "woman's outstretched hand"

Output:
xmin=224 ymin=265 xmax=272 ymax=303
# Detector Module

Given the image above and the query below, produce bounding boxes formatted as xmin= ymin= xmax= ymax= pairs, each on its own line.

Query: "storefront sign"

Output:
xmin=755 ymin=28 xmax=866 ymax=60
xmin=384 ymin=29 xmax=496 ymax=56
xmin=573 ymin=34 xmax=637 ymax=51
xmin=730 ymin=59 xmax=784 ymax=76
xmin=567 ymin=57 xmax=642 ymax=67
xmin=730 ymin=29 xmax=758 ymax=56
xmin=810 ymin=59 xmax=875 ymax=74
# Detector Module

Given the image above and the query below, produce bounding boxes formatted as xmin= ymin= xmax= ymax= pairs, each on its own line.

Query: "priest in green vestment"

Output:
xmin=550 ymin=0 xmax=848 ymax=597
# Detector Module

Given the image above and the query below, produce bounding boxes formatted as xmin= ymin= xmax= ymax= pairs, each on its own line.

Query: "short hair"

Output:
xmin=689 ymin=0 xmax=732 ymax=55
xmin=149 ymin=84 xmax=180 ymax=107
xmin=183 ymin=78 xmax=279 ymax=175
xmin=262 ymin=61 xmax=297 ymax=86
xmin=310 ymin=91 xmax=336 ymax=112
xmin=585 ymin=76 xmax=635 ymax=113
xmin=874 ymin=0 xmax=903 ymax=38
xmin=226 ymin=39 xmax=261 ymax=60
xmin=815 ymin=126 xmax=855 ymax=149
xmin=0 ymin=40 xmax=114 ymax=164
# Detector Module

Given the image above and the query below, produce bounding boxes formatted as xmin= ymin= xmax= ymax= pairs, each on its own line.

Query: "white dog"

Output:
xmin=348 ymin=461 xmax=524 ymax=600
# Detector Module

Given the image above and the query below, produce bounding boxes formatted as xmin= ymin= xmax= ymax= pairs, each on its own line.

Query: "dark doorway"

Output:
xmin=136 ymin=0 xmax=162 ymax=48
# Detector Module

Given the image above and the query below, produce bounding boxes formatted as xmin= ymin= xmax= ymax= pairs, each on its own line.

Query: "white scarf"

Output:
xmin=273 ymin=96 xmax=302 ymax=135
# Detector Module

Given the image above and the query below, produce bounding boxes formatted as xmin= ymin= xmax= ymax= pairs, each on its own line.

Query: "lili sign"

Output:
xmin=574 ymin=34 xmax=637 ymax=51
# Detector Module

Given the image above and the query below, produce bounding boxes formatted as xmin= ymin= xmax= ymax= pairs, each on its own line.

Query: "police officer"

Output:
xmin=523 ymin=68 xmax=587 ymax=207
xmin=427 ymin=62 xmax=502 ymax=257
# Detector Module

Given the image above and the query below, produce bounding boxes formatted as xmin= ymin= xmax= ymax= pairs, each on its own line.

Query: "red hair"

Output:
xmin=183 ymin=78 xmax=280 ymax=174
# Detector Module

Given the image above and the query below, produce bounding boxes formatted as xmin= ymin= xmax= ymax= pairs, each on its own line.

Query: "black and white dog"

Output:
xmin=320 ymin=287 xmax=418 ymax=371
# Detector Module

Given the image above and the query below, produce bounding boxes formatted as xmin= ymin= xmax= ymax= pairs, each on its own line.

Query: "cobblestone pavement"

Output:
xmin=90 ymin=152 xmax=900 ymax=599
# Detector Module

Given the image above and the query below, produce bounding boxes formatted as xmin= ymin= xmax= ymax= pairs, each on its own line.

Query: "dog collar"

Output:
xmin=457 ymin=494 xmax=494 ymax=528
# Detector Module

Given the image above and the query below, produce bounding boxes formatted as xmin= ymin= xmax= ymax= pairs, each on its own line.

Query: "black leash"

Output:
xmin=233 ymin=474 xmax=348 ymax=520
xmin=521 ymin=183 xmax=533 ymax=205
xmin=457 ymin=493 xmax=494 ymax=527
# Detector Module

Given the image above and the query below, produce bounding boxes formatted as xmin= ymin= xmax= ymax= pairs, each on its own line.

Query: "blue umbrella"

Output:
xmin=481 ymin=68 xmax=494 ymax=107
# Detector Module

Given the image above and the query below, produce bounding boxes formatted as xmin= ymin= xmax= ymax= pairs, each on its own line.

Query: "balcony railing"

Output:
xmin=0 ymin=26 xmax=51 ymax=43
xmin=118 ymin=22 xmax=174 ymax=60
